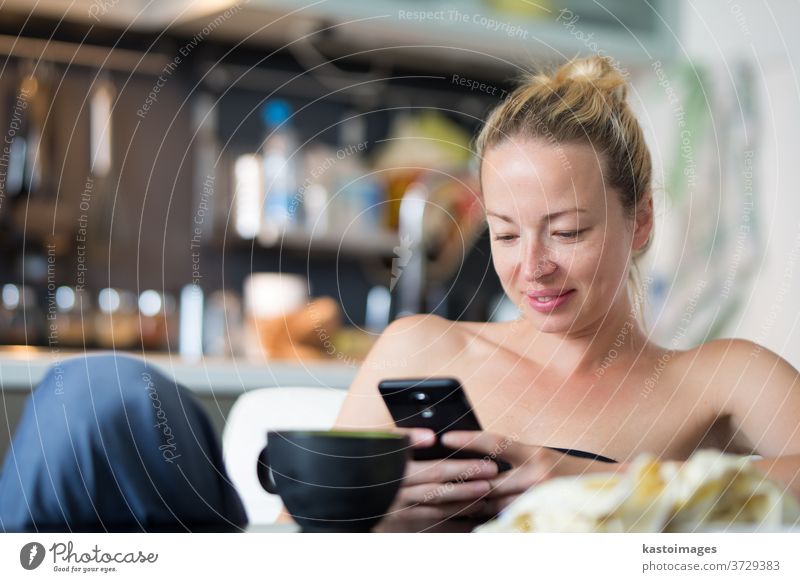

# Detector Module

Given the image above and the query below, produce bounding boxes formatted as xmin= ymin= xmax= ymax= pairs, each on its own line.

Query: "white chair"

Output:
xmin=222 ymin=387 xmax=347 ymax=524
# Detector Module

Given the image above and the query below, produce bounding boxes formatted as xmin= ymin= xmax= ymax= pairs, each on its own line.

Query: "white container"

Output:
xmin=243 ymin=273 xmax=307 ymax=318
xmin=242 ymin=273 xmax=308 ymax=359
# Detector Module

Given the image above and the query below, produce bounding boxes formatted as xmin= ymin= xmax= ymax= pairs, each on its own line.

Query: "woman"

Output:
xmin=334 ymin=56 xmax=800 ymax=531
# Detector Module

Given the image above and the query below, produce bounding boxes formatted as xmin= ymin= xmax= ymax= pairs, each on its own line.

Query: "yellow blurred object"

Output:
xmin=373 ymin=111 xmax=473 ymax=174
xmin=476 ymin=450 xmax=800 ymax=532
xmin=330 ymin=328 xmax=377 ymax=362
xmin=484 ymin=0 xmax=552 ymax=18
xmin=375 ymin=110 xmax=477 ymax=232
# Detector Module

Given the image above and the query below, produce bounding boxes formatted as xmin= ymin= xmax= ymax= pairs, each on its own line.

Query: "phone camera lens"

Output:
xmin=420 ymin=408 xmax=434 ymax=419
xmin=412 ymin=392 xmax=428 ymax=402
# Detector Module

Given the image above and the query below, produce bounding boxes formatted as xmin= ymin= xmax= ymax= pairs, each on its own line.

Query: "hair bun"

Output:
xmin=552 ymin=56 xmax=627 ymax=102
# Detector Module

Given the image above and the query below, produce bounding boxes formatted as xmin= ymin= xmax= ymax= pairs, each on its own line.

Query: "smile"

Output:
xmin=525 ymin=289 xmax=575 ymax=312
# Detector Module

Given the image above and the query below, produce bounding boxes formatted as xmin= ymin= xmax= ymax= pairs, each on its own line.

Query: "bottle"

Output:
xmin=203 ymin=290 xmax=243 ymax=358
xmin=53 ymin=286 xmax=93 ymax=347
xmin=94 ymin=288 xmax=138 ymax=349
xmin=1 ymin=284 xmax=44 ymax=345
xmin=179 ymin=284 xmax=204 ymax=361
xmin=233 ymin=153 xmax=262 ymax=239
xmin=260 ymin=99 xmax=300 ymax=244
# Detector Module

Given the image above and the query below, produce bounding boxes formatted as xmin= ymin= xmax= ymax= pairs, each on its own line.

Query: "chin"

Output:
xmin=531 ymin=321 xmax=576 ymax=334
xmin=516 ymin=289 xmax=582 ymax=330
xmin=521 ymin=308 xmax=578 ymax=334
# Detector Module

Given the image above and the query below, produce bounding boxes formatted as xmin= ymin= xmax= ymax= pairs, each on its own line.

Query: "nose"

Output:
xmin=521 ymin=239 xmax=556 ymax=281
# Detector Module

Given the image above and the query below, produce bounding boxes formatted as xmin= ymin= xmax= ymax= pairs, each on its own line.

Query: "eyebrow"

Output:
xmin=486 ymin=207 xmax=588 ymax=223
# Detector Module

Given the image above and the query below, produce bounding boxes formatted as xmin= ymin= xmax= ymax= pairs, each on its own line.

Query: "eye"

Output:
xmin=493 ymin=234 xmax=519 ymax=243
xmin=553 ymin=228 xmax=588 ymax=240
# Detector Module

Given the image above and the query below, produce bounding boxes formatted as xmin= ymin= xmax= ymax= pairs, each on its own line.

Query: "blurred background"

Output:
xmin=1 ymin=0 xmax=800 ymax=452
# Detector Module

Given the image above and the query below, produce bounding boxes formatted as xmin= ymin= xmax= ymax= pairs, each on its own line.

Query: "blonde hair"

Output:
xmin=475 ymin=55 xmax=653 ymax=318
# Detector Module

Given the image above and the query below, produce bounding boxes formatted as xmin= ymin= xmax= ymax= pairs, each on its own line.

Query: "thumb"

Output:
xmin=394 ymin=427 xmax=436 ymax=448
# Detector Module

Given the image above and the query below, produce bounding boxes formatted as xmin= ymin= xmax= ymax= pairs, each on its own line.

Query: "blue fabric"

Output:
xmin=0 ymin=353 xmax=247 ymax=532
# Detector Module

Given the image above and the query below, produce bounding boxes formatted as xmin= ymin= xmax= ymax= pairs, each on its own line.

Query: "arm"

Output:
xmin=333 ymin=316 xmax=416 ymax=431
xmin=337 ymin=315 xmax=501 ymax=531
xmin=274 ymin=318 xmax=414 ymax=525
xmin=715 ymin=339 xmax=800 ymax=498
xmin=752 ymin=455 xmax=800 ymax=498
xmin=274 ymin=318 xmax=409 ymax=525
xmin=439 ymin=431 xmax=628 ymax=512
xmin=277 ymin=315 xmax=499 ymax=530
xmin=442 ymin=339 xmax=800 ymax=510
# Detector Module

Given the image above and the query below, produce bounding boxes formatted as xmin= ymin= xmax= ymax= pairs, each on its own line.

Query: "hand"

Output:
xmin=440 ymin=431 xmax=600 ymax=512
xmin=376 ymin=428 xmax=500 ymax=532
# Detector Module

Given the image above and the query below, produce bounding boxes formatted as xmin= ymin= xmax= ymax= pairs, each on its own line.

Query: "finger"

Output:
xmin=487 ymin=468 xmax=543 ymax=498
xmin=402 ymin=458 xmax=499 ymax=486
xmin=399 ymin=480 xmax=491 ymax=505
xmin=393 ymin=427 xmax=436 ymax=448
xmin=440 ymin=431 xmax=522 ymax=463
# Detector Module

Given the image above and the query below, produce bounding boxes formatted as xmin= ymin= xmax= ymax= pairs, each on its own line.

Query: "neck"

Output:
xmin=520 ymin=294 xmax=651 ymax=378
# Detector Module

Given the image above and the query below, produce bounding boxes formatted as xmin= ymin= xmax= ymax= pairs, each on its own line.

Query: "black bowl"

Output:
xmin=257 ymin=430 xmax=409 ymax=532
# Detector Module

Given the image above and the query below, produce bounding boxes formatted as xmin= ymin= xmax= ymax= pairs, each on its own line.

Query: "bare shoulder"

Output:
xmin=333 ymin=314 xmax=470 ymax=430
xmin=375 ymin=314 xmax=470 ymax=365
xmin=684 ymin=338 xmax=800 ymax=449
xmin=680 ymin=337 xmax=796 ymax=377
xmin=368 ymin=315 xmax=523 ymax=376
xmin=711 ymin=338 xmax=800 ymax=392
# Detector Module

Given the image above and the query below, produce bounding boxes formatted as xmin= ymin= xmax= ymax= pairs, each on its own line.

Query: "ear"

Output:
xmin=631 ymin=193 xmax=653 ymax=251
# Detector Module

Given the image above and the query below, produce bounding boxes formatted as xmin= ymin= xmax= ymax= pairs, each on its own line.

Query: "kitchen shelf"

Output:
xmin=258 ymin=228 xmax=399 ymax=258
xmin=212 ymin=228 xmax=400 ymax=258
xmin=0 ymin=347 xmax=356 ymax=395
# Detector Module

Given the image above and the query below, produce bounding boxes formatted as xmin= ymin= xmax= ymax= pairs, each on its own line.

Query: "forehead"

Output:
xmin=481 ymin=138 xmax=610 ymax=213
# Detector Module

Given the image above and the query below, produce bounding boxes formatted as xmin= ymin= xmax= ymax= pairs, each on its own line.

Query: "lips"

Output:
xmin=531 ymin=294 xmax=562 ymax=302
xmin=525 ymin=289 xmax=575 ymax=313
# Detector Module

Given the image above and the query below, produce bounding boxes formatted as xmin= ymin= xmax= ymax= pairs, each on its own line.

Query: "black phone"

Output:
xmin=379 ymin=377 xmax=511 ymax=471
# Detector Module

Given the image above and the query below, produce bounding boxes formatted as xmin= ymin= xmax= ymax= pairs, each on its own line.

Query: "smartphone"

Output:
xmin=379 ymin=377 xmax=511 ymax=471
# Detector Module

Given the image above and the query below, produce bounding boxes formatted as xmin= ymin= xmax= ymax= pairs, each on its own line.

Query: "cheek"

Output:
xmin=582 ymin=235 xmax=631 ymax=294
xmin=598 ymin=225 xmax=634 ymax=271
xmin=551 ymin=238 xmax=623 ymax=291
xmin=490 ymin=245 xmax=516 ymax=281
xmin=551 ymin=243 xmax=600 ymax=278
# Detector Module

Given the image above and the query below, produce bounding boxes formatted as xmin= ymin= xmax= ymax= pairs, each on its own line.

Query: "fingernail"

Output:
xmin=412 ymin=429 xmax=435 ymax=445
